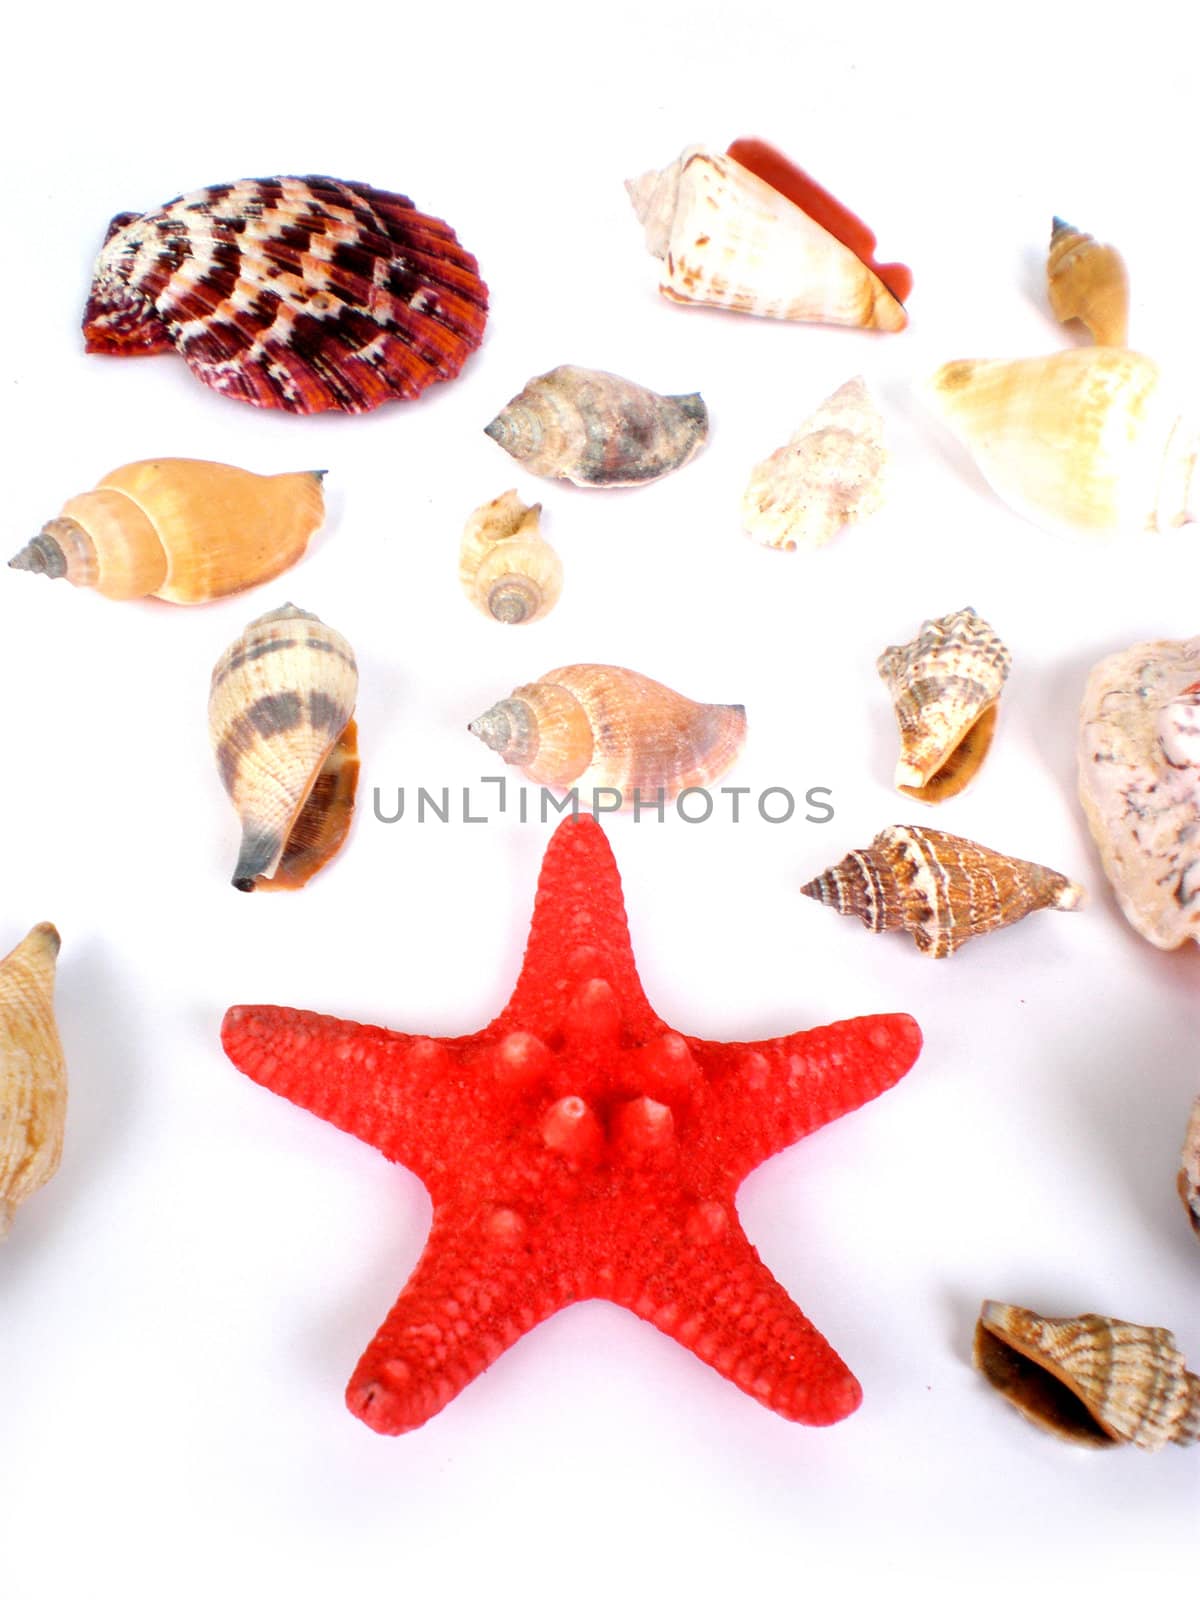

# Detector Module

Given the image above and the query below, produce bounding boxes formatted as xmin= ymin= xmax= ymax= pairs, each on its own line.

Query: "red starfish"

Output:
xmin=221 ymin=815 xmax=921 ymax=1435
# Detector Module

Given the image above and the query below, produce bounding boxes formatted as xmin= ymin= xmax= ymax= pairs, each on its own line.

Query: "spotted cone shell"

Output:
xmin=975 ymin=1301 xmax=1200 ymax=1451
xmin=877 ymin=608 xmax=1011 ymax=802
xmin=0 ymin=924 xmax=66 ymax=1238
xmin=800 ymin=826 xmax=1083 ymax=957
xmin=83 ymin=177 xmax=488 ymax=414
xmin=1047 ymin=217 xmax=1129 ymax=347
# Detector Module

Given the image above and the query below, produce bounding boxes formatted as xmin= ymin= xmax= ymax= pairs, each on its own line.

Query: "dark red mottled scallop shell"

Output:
xmin=82 ymin=176 xmax=489 ymax=414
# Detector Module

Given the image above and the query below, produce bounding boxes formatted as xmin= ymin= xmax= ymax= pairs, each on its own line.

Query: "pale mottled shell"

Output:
xmin=974 ymin=1301 xmax=1200 ymax=1451
xmin=800 ymin=826 xmax=1083 ymax=958
xmin=9 ymin=459 xmax=325 ymax=603
xmin=458 ymin=491 xmax=562 ymax=624
xmin=468 ymin=664 xmax=746 ymax=802
xmin=742 ymin=377 xmax=886 ymax=550
xmin=1180 ymin=1096 xmax=1200 ymax=1238
xmin=210 ymin=604 xmax=359 ymax=891
xmin=877 ymin=607 xmax=1011 ymax=802
xmin=927 ymin=348 xmax=1199 ymax=535
xmin=1047 ymin=217 xmax=1129 ymax=347
xmin=484 ymin=366 xmax=707 ymax=487
xmin=0 ymin=924 xmax=65 ymax=1237
xmin=1077 ymin=636 xmax=1200 ymax=949
xmin=625 ymin=146 xmax=906 ymax=331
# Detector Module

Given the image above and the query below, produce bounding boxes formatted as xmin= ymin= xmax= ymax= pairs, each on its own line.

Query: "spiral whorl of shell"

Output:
xmin=974 ymin=1301 xmax=1200 ymax=1450
xmin=1180 ymin=1097 xmax=1200 ymax=1238
xmin=0 ymin=923 xmax=66 ymax=1237
xmin=484 ymin=366 xmax=708 ymax=487
xmin=800 ymin=826 xmax=1083 ymax=957
xmin=458 ymin=491 xmax=561 ymax=624
xmin=209 ymin=604 xmax=359 ymax=891
xmin=877 ymin=608 xmax=1011 ymax=802
xmin=1047 ymin=218 xmax=1129 ymax=347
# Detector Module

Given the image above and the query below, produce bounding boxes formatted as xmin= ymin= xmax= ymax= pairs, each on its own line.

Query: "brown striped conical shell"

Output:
xmin=800 ymin=826 xmax=1083 ymax=957
xmin=10 ymin=458 xmax=324 ymax=603
xmin=1179 ymin=1096 xmax=1200 ymax=1238
xmin=975 ymin=1301 xmax=1200 ymax=1450
xmin=0 ymin=924 xmax=66 ymax=1237
xmin=458 ymin=491 xmax=562 ymax=624
xmin=1047 ymin=218 xmax=1129 ymax=347
xmin=468 ymin=664 xmax=745 ymax=803
xmin=877 ymin=608 xmax=1011 ymax=802
xmin=209 ymin=604 xmax=359 ymax=891
xmin=484 ymin=366 xmax=708 ymax=487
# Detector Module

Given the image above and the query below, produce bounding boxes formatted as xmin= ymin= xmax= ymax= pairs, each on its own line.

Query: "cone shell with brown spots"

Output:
xmin=0 ymin=924 xmax=66 ymax=1237
xmin=210 ymin=605 xmax=359 ymax=891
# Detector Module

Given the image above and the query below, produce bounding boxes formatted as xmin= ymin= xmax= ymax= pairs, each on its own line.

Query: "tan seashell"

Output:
xmin=484 ymin=366 xmax=707 ymax=488
xmin=974 ymin=1301 xmax=1200 ymax=1451
xmin=0 ymin=924 xmax=66 ymax=1238
xmin=742 ymin=376 xmax=886 ymax=550
xmin=1047 ymin=217 xmax=1129 ymax=347
xmin=10 ymin=458 xmax=325 ymax=603
xmin=468 ymin=664 xmax=746 ymax=802
xmin=459 ymin=491 xmax=562 ymax=624
xmin=1077 ymin=636 xmax=1200 ymax=949
xmin=210 ymin=604 xmax=359 ymax=892
xmin=927 ymin=348 xmax=1199 ymax=535
xmin=800 ymin=826 xmax=1083 ymax=958
xmin=1179 ymin=1096 xmax=1200 ymax=1238
xmin=877 ymin=608 xmax=1011 ymax=803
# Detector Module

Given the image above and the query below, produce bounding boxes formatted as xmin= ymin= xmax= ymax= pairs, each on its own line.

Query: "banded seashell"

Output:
xmin=877 ymin=607 xmax=1011 ymax=802
xmin=800 ymin=826 xmax=1083 ymax=957
xmin=927 ymin=348 xmax=1199 ymax=535
xmin=468 ymin=664 xmax=745 ymax=802
xmin=83 ymin=176 xmax=488 ymax=414
xmin=9 ymin=459 xmax=324 ymax=604
xmin=742 ymin=376 xmax=886 ymax=550
xmin=1047 ymin=217 xmax=1129 ymax=347
xmin=459 ymin=491 xmax=562 ymax=624
xmin=0 ymin=924 xmax=66 ymax=1238
xmin=1078 ymin=637 xmax=1200 ymax=949
xmin=626 ymin=139 xmax=911 ymax=331
xmin=210 ymin=604 xmax=359 ymax=891
xmin=974 ymin=1301 xmax=1200 ymax=1451
xmin=484 ymin=365 xmax=708 ymax=487
xmin=1179 ymin=1096 xmax=1200 ymax=1238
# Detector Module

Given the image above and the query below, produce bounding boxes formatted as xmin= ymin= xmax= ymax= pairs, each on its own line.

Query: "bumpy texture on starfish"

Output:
xmin=222 ymin=815 xmax=921 ymax=1435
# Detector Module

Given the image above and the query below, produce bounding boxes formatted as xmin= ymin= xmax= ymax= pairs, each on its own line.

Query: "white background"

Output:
xmin=2 ymin=3 xmax=1197 ymax=1594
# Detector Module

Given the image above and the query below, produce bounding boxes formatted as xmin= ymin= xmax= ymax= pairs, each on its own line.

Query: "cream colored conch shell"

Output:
xmin=800 ymin=826 xmax=1083 ymax=958
xmin=210 ymin=604 xmax=359 ymax=892
xmin=10 ymin=458 xmax=325 ymax=603
xmin=0 ymin=924 xmax=66 ymax=1238
xmin=1077 ymin=636 xmax=1200 ymax=949
xmin=741 ymin=377 xmax=886 ymax=550
xmin=468 ymin=664 xmax=746 ymax=802
xmin=459 ymin=491 xmax=562 ymax=624
xmin=974 ymin=1301 xmax=1200 ymax=1450
xmin=877 ymin=607 xmax=1011 ymax=802
xmin=484 ymin=366 xmax=707 ymax=487
xmin=927 ymin=348 xmax=1199 ymax=535
xmin=1180 ymin=1096 xmax=1200 ymax=1238
xmin=1047 ymin=217 xmax=1129 ymax=347
xmin=626 ymin=144 xmax=908 ymax=331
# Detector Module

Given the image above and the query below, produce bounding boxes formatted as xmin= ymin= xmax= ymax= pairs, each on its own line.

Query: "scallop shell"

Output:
xmin=877 ymin=608 xmax=1011 ymax=802
xmin=742 ymin=377 xmax=886 ymax=550
xmin=626 ymin=141 xmax=910 ymax=331
xmin=1179 ymin=1096 xmax=1200 ymax=1238
xmin=800 ymin=826 xmax=1083 ymax=957
xmin=210 ymin=604 xmax=359 ymax=891
xmin=484 ymin=366 xmax=708 ymax=487
xmin=83 ymin=176 xmax=488 ymax=414
xmin=0 ymin=924 xmax=66 ymax=1238
xmin=10 ymin=458 xmax=324 ymax=604
xmin=468 ymin=664 xmax=746 ymax=802
xmin=927 ymin=348 xmax=1199 ymax=535
xmin=974 ymin=1301 xmax=1200 ymax=1450
xmin=1047 ymin=217 xmax=1129 ymax=347
xmin=459 ymin=491 xmax=562 ymax=624
xmin=1077 ymin=637 xmax=1200 ymax=949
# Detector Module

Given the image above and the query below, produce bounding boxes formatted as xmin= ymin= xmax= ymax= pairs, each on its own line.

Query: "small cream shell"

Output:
xmin=0 ymin=924 xmax=66 ymax=1237
xmin=459 ymin=491 xmax=562 ymax=624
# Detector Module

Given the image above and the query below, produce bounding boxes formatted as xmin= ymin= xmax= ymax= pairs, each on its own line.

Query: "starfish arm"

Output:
xmin=612 ymin=1215 xmax=862 ymax=1425
xmin=703 ymin=1012 xmax=922 ymax=1178
xmin=221 ymin=1005 xmax=467 ymax=1175
xmin=345 ymin=1210 xmax=572 ymax=1435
